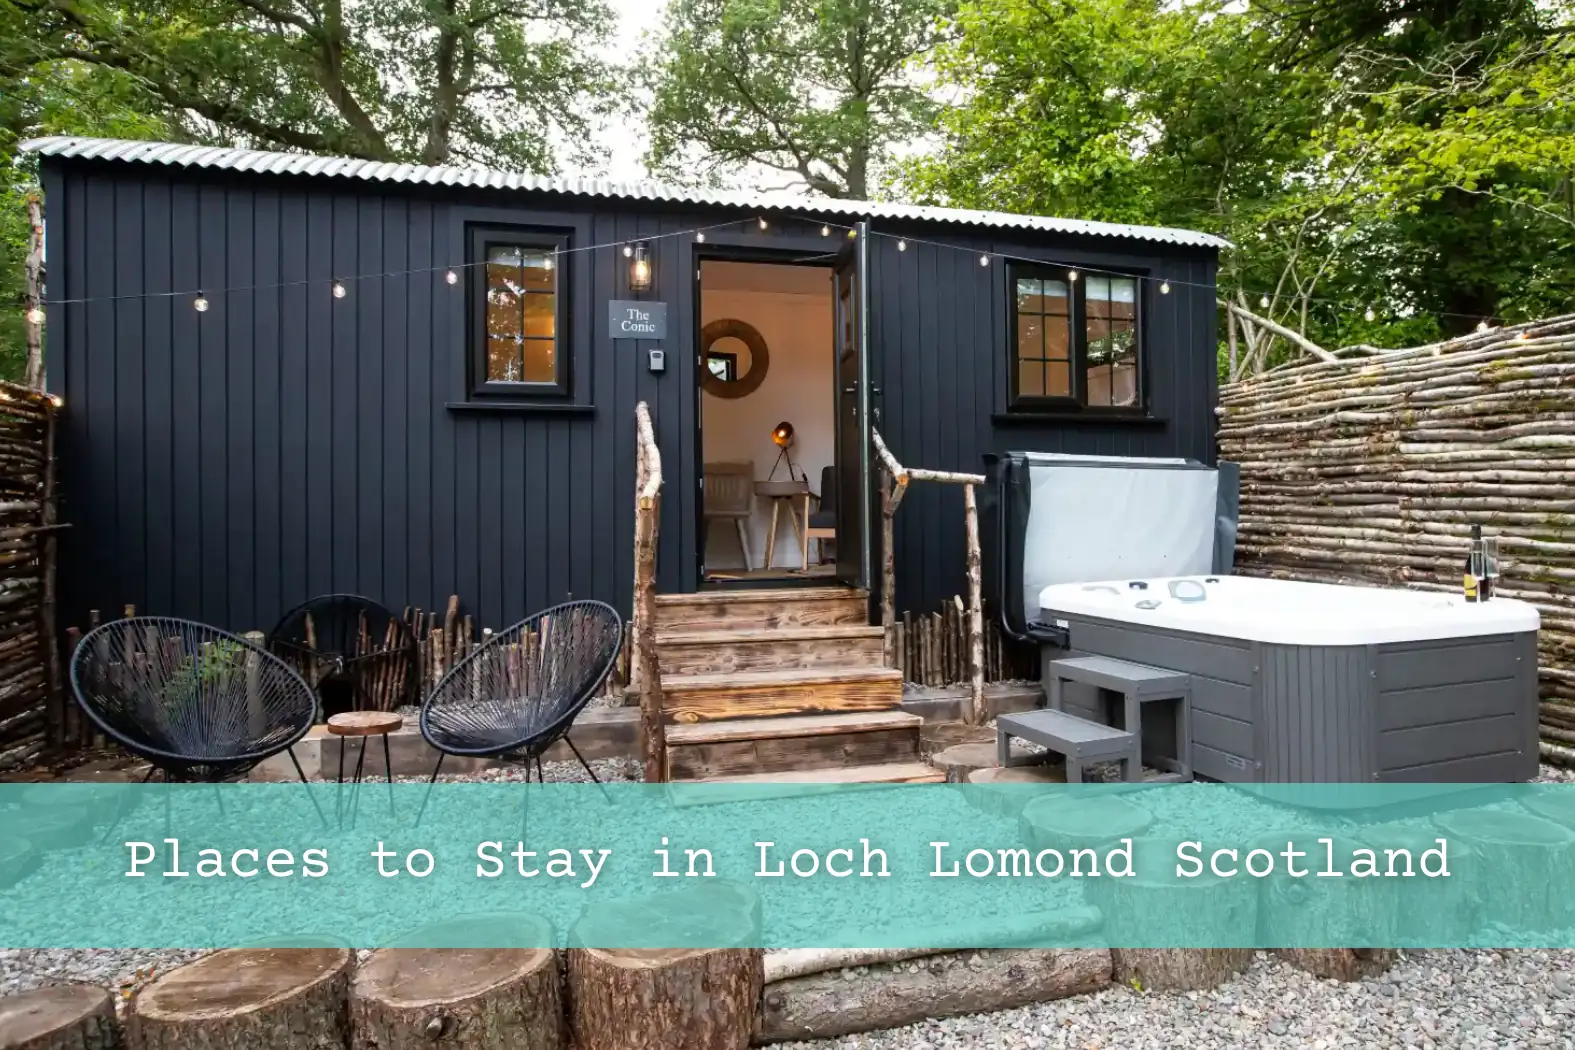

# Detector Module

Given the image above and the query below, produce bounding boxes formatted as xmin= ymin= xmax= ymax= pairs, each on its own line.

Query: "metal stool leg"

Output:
xmin=336 ymin=735 xmax=347 ymax=828
xmin=383 ymin=733 xmax=396 ymax=816
xmin=348 ymin=735 xmax=368 ymax=830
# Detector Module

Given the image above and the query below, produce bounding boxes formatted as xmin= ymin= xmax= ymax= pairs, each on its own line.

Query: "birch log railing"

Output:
xmin=870 ymin=428 xmax=987 ymax=725
xmin=631 ymin=402 xmax=666 ymax=783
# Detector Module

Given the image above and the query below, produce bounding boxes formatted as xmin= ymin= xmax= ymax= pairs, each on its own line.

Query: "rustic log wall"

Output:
xmin=0 ymin=381 xmax=61 ymax=773
xmin=1217 ymin=313 xmax=1575 ymax=765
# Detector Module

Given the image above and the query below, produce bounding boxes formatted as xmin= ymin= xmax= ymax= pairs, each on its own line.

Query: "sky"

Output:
xmin=596 ymin=0 xmax=668 ymax=183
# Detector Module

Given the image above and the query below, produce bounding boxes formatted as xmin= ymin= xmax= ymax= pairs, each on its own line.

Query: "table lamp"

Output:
xmin=767 ymin=421 xmax=801 ymax=481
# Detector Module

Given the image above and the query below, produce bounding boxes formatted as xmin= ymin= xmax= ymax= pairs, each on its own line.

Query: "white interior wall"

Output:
xmin=701 ymin=264 xmax=835 ymax=569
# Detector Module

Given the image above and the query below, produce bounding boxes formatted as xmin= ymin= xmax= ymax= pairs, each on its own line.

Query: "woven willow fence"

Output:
xmin=1218 ymin=312 xmax=1575 ymax=766
xmin=0 ymin=382 xmax=60 ymax=773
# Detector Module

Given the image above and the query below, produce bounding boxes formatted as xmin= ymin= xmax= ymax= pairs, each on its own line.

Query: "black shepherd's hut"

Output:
xmin=26 ymin=136 xmax=1225 ymax=637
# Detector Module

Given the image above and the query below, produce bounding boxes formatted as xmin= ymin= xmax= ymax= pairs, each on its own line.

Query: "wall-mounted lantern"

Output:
xmin=629 ymin=242 xmax=652 ymax=292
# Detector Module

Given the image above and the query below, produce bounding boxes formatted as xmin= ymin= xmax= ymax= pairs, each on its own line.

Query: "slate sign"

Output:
xmin=609 ymin=300 xmax=667 ymax=340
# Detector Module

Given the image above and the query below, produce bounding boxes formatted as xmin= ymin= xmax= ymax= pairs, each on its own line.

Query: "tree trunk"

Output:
xmin=0 ymin=984 xmax=120 ymax=1050
xmin=1112 ymin=949 xmax=1253 ymax=993
xmin=963 ymin=483 xmax=984 ymax=725
xmin=567 ymin=948 xmax=761 ymax=1050
xmin=127 ymin=948 xmax=352 ymax=1050
xmin=1254 ymin=834 xmax=1401 ymax=950
xmin=960 ymin=765 xmax=1065 ymax=818
xmin=1018 ymin=795 xmax=1154 ymax=852
xmin=758 ymin=948 xmax=1110 ymax=1043
xmin=351 ymin=944 xmax=561 ymax=1050
xmin=1432 ymin=808 xmax=1575 ymax=933
xmin=1273 ymin=949 xmax=1395 ymax=982
xmin=24 ymin=197 xmax=45 ymax=390
xmin=567 ymin=879 xmax=762 ymax=1050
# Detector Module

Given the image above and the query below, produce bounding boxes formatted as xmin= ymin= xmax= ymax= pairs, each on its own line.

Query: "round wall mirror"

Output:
xmin=700 ymin=318 xmax=770 ymax=398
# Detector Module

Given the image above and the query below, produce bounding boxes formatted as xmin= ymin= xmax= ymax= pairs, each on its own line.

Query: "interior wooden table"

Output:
xmin=754 ymin=479 xmax=811 ymax=570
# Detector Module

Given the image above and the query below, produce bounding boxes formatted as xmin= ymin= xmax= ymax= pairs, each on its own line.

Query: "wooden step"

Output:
xmin=655 ymin=588 xmax=868 ymax=632
xmin=655 ymin=625 xmax=886 ymax=676
xmin=666 ymin=761 xmax=944 ymax=806
xmin=666 ymin=711 xmax=921 ymax=780
xmin=662 ymin=666 xmax=903 ymax=724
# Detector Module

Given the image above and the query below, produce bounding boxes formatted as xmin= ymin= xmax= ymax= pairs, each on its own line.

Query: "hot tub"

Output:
xmin=1038 ymin=575 xmax=1541 ymax=784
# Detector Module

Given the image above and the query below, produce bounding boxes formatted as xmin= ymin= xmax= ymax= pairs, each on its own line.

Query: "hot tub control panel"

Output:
xmin=1100 ymin=575 xmax=1220 ymax=611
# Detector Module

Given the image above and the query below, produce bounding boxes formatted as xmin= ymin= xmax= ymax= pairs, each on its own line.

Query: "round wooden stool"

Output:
xmin=327 ymin=711 xmax=403 ymax=826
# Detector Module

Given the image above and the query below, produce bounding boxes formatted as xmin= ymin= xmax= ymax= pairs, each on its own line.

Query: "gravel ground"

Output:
xmin=4 ymin=761 xmax=1575 ymax=1045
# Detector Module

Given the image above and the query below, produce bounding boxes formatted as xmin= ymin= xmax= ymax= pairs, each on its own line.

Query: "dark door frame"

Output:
xmin=691 ymin=244 xmax=843 ymax=591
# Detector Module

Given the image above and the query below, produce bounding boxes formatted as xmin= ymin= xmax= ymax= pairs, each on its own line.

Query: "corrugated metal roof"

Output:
xmin=22 ymin=135 xmax=1229 ymax=249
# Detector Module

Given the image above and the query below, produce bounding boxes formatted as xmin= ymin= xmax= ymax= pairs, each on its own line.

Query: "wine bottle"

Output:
xmin=1463 ymin=524 xmax=1483 ymax=603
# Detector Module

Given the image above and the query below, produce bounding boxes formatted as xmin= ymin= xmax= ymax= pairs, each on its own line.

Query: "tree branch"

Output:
xmin=1219 ymin=299 xmax=1338 ymax=362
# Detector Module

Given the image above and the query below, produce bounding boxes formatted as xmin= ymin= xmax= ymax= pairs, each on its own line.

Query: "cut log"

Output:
xmin=1522 ymin=790 xmax=1575 ymax=831
xmin=1018 ymin=795 xmax=1153 ymax=852
xmin=0 ymin=836 xmax=40 ymax=889
xmin=960 ymin=765 xmax=1065 ymax=819
xmin=126 ymin=948 xmax=352 ymax=1050
xmin=1094 ymin=837 xmax=1256 ymax=991
xmin=1111 ymin=950 xmax=1253 ymax=993
xmin=6 ymin=806 xmax=92 ymax=851
xmin=0 ymin=984 xmax=120 ymax=1050
xmin=1254 ymin=833 xmax=1401 ymax=950
xmin=1273 ymin=949 xmax=1396 ymax=982
xmin=1357 ymin=820 xmax=1476 ymax=942
xmin=758 ymin=948 xmax=1111 ymax=1043
xmin=352 ymin=915 xmax=561 ymax=1050
xmin=930 ymin=741 xmax=1041 ymax=783
xmin=1432 ymin=808 xmax=1575 ymax=932
xmin=567 ymin=880 xmax=762 ymax=1050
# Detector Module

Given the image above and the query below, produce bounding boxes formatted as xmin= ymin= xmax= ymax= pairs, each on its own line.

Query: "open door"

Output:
xmin=832 ymin=223 xmax=871 ymax=589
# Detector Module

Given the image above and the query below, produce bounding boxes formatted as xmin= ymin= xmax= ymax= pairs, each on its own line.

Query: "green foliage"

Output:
xmin=643 ymin=0 xmax=953 ymax=197
xmin=901 ymin=0 xmax=1575 ymax=362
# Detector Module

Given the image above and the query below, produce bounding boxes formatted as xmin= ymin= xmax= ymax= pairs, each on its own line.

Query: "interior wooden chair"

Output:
xmin=703 ymin=461 xmax=754 ymax=571
xmin=805 ymin=465 xmax=837 ymax=569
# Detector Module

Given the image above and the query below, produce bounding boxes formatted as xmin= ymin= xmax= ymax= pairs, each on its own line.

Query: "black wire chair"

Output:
xmin=266 ymin=595 xmax=419 ymax=717
xmin=69 ymin=617 xmax=319 ymax=785
xmin=417 ymin=600 xmax=623 ymax=821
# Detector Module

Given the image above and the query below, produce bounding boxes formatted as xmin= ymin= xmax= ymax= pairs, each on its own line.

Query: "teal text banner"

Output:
xmin=2 ymin=782 xmax=1573 ymax=949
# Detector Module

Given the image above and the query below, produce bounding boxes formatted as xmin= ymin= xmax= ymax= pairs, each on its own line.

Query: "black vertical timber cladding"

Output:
xmin=42 ymin=158 xmax=1218 ymax=635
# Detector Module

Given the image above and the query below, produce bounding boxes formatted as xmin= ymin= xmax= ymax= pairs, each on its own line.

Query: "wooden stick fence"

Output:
xmin=0 ymin=382 xmax=63 ymax=773
xmin=870 ymin=428 xmax=988 ymax=723
xmin=1218 ymin=312 xmax=1575 ymax=767
xmin=891 ymin=598 xmax=1038 ymax=687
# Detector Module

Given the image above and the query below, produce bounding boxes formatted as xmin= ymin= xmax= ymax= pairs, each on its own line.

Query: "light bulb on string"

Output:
xmin=25 ymin=306 xmax=45 ymax=325
xmin=622 ymin=244 xmax=633 ymax=258
xmin=897 ymin=240 xmax=907 ymax=252
xmin=1259 ymin=294 xmax=1270 ymax=309
xmin=1364 ymin=307 xmax=1375 ymax=322
xmin=1067 ymin=269 xmax=1078 ymax=281
xmin=543 ymin=254 xmax=554 ymax=271
xmin=444 ymin=270 xmax=458 ymax=285
xmin=332 ymin=281 xmax=347 ymax=299
xmin=1476 ymin=320 xmax=1489 ymax=332
xmin=194 ymin=293 xmax=210 ymax=313
xmin=979 ymin=255 xmax=990 ymax=267
xmin=696 ymin=232 xmax=706 ymax=243
xmin=759 ymin=218 xmax=769 ymax=231
xmin=1517 ymin=331 xmax=1530 ymax=341
xmin=1159 ymin=281 xmax=1170 ymax=295
xmin=820 ymin=225 xmax=830 ymax=237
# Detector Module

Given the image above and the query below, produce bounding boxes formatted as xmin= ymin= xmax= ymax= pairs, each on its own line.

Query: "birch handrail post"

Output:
xmin=869 ymin=427 xmax=986 ymax=725
xmin=632 ymin=402 xmax=666 ymax=783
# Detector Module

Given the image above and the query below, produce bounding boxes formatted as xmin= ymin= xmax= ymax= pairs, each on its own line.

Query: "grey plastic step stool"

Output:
xmin=999 ymin=654 xmax=1194 ymax=784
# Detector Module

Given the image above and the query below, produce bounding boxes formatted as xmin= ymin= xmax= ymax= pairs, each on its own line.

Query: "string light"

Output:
xmin=820 ymin=225 xmax=830 ymax=236
xmin=543 ymin=255 xmax=554 ymax=271
xmin=1476 ymin=320 xmax=1489 ymax=332
xmin=622 ymin=244 xmax=633 ymax=258
xmin=759 ymin=218 xmax=769 ymax=231
xmin=25 ymin=307 xmax=45 ymax=325
xmin=1259 ymin=294 xmax=1270 ymax=309
xmin=193 ymin=294 xmax=209 ymax=312
xmin=1159 ymin=281 xmax=1170 ymax=295
xmin=979 ymin=254 xmax=990 ymax=266
xmin=444 ymin=270 xmax=458 ymax=285
xmin=897 ymin=240 xmax=907 ymax=252
xmin=1364 ymin=307 xmax=1376 ymax=322
xmin=1068 ymin=269 xmax=1078 ymax=281
xmin=48 ymin=394 xmax=62 ymax=408
xmin=332 ymin=281 xmax=347 ymax=299
xmin=696 ymin=232 xmax=706 ymax=243
xmin=1517 ymin=331 xmax=1530 ymax=341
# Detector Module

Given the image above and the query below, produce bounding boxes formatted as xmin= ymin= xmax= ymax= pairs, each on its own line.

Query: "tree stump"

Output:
xmin=21 ymin=785 xmax=136 ymax=827
xmin=1522 ymin=790 xmax=1575 ymax=832
xmin=1273 ymin=949 xmax=1395 ymax=983
xmin=353 ymin=915 xmax=561 ymax=1050
xmin=1254 ymin=833 xmax=1400 ymax=955
xmin=126 ymin=948 xmax=352 ymax=1050
xmin=567 ymin=880 xmax=762 ymax=1050
xmin=0 ymin=984 xmax=120 ymax=1050
xmin=1094 ymin=837 xmax=1256 ymax=991
xmin=0 ymin=836 xmax=40 ymax=890
xmin=1018 ymin=795 xmax=1152 ymax=852
xmin=1358 ymin=820 xmax=1477 ymax=944
xmin=960 ymin=765 xmax=1065 ymax=819
xmin=930 ymin=741 xmax=1043 ymax=783
xmin=1433 ymin=808 xmax=1575 ymax=933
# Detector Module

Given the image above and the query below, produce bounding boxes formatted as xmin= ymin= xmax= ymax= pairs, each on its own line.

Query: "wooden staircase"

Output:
xmin=652 ymin=587 xmax=941 ymax=786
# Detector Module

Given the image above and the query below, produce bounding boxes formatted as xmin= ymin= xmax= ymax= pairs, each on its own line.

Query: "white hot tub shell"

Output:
xmin=983 ymin=452 xmax=1542 ymax=784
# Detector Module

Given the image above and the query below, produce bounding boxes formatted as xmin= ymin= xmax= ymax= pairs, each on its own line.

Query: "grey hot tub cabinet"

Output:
xmin=1036 ymin=612 xmax=1540 ymax=784
xmin=981 ymin=451 xmax=1541 ymax=784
